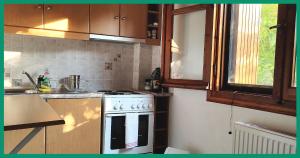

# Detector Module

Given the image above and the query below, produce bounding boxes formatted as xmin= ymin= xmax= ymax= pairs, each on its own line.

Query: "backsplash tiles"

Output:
xmin=4 ymin=33 xmax=136 ymax=91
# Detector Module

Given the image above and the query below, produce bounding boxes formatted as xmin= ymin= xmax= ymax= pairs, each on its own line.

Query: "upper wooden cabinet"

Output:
xmin=90 ymin=5 xmax=120 ymax=36
xmin=90 ymin=4 xmax=147 ymax=38
xmin=4 ymin=4 xmax=43 ymax=28
xmin=120 ymin=5 xmax=148 ymax=38
xmin=5 ymin=4 xmax=149 ymax=40
xmin=44 ymin=5 xmax=89 ymax=33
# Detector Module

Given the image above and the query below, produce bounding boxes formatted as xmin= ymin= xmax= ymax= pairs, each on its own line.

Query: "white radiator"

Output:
xmin=233 ymin=122 xmax=296 ymax=154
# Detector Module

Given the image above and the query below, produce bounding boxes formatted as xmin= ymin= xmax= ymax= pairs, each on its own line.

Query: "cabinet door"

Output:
xmin=4 ymin=128 xmax=45 ymax=154
xmin=120 ymin=5 xmax=148 ymax=38
xmin=4 ymin=4 xmax=43 ymax=28
xmin=90 ymin=5 xmax=120 ymax=36
xmin=46 ymin=98 xmax=101 ymax=154
xmin=44 ymin=5 xmax=89 ymax=33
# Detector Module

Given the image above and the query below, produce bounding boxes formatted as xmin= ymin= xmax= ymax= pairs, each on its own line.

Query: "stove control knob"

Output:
xmin=113 ymin=106 xmax=118 ymax=110
xmin=131 ymin=105 xmax=135 ymax=109
xmin=142 ymin=104 xmax=146 ymax=109
xmin=136 ymin=105 xmax=140 ymax=109
xmin=120 ymin=105 xmax=124 ymax=110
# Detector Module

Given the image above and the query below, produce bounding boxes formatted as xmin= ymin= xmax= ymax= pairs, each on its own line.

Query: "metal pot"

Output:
xmin=68 ymin=75 xmax=80 ymax=91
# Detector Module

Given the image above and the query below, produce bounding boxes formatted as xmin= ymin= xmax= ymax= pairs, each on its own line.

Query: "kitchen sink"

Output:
xmin=4 ymin=88 xmax=89 ymax=95
xmin=4 ymin=88 xmax=35 ymax=94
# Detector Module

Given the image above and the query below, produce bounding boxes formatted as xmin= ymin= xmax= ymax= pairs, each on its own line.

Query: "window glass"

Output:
xmin=227 ymin=4 xmax=278 ymax=87
xmin=170 ymin=10 xmax=206 ymax=80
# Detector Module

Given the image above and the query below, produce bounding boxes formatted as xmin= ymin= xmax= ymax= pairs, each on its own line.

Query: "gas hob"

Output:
xmin=97 ymin=90 xmax=141 ymax=95
xmin=99 ymin=90 xmax=154 ymax=113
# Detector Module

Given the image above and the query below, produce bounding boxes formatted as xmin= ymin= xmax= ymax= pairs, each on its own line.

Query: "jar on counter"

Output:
xmin=144 ymin=79 xmax=151 ymax=91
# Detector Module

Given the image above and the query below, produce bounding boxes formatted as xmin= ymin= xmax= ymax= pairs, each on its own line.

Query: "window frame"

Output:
xmin=208 ymin=4 xmax=296 ymax=116
xmin=222 ymin=4 xmax=274 ymax=95
xmin=281 ymin=4 xmax=296 ymax=101
xmin=161 ymin=4 xmax=214 ymax=90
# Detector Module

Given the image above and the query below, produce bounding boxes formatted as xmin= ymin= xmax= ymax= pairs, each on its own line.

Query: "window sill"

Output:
xmin=207 ymin=90 xmax=296 ymax=116
xmin=161 ymin=83 xmax=208 ymax=90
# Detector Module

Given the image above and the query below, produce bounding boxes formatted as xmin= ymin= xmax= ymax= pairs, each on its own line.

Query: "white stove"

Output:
xmin=99 ymin=90 xmax=154 ymax=154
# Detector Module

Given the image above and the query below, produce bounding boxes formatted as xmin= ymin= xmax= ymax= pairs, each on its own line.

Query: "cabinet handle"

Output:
xmin=121 ymin=17 xmax=127 ymax=20
xmin=36 ymin=5 xmax=42 ymax=9
xmin=114 ymin=16 xmax=119 ymax=19
xmin=46 ymin=6 xmax=52 ymax=11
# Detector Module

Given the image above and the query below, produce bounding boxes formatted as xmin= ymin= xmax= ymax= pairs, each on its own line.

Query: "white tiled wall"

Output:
xmin=132 ymin=43 xmax=157 ymax=90
xmin=4 ymin=34 xmax=144 ymax=91
xmin=151 ymin=45 xmax=161 ymax=71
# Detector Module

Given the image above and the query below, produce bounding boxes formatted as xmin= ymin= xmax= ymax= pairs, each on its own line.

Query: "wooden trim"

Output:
xmin=207 ymin=90 xmax=233 ymax=105
xmin=160 ymin=4 xmax=167 ymax=80
xmin=161 ymin=82 xmax=208 ymax=90
xmin=5 ymin=25 xmax=89 ymax=40
xmin=282 ymin=4 xmax=296 ymax=101
xmin=210 ymin=5 xmax=226 ymax=91
xmin=202 ymin=5 xmax=214 ymax=82
xmin=272 ymin=5 xmax=290 ymax=101
xmin=172 ymin=4 xmax=210 ymax=15
xmin=162 ymin=5 xmax=173 ymax=82
xmin=207 ymin=90 xmax=296 ymax=116
xmin=161 ymin=4 xmax=214 ymax=90
xmin=208 ymin=4 xmax=296 ymax=116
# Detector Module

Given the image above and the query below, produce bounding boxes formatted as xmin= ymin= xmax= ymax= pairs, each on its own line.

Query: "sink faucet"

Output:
xmin=22 ymin=71 xmax=39 ymax=91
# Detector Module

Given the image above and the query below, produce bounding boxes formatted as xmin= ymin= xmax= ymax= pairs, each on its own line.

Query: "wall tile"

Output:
xmin=4 ymin=33 xmax=159 ymax=91
xmin=4 ymin=34 xmax=141 ymax=91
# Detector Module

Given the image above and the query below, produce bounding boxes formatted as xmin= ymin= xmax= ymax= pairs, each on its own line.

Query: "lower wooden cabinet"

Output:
xmin=46 ymin=98 xmax=101 ymax=154
xmin=4 ymin=128 xmax=46 ymax=154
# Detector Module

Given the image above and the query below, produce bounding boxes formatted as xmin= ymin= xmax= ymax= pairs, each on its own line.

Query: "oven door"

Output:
xmin=102 ymin=112 xmax=154 ymax=154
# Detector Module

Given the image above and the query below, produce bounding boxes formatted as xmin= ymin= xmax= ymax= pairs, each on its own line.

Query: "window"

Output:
xmin=171 ymin=9 xmax=206 ymax=80
xmin=161 ymin=4 xmax=214 ymax=89
xmin=225 ymin=4 xmax=278 ymax=94
xmin=208 ymin=4 xmax=296 ymax=115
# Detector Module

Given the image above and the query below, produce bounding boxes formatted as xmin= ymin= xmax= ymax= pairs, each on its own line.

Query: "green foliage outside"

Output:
xmin=257 ymin=4 xmax=278 ymax=86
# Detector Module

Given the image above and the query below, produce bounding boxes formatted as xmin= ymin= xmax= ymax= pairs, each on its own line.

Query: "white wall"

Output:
xmin=168 ymin=88 xmax=296 ymax=153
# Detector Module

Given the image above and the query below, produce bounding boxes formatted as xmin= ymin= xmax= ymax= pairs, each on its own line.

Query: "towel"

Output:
xmin=125 ymin=113 xmax=139 ymax=149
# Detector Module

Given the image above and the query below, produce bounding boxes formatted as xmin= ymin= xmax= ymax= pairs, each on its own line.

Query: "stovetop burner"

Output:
xmin=97 ymin=90 xmax=141 ymax=95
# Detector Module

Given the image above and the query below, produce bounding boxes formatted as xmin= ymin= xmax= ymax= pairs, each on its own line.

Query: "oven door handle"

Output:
xmin=105 ymin=112 xmax=153 ymax=117
xmin=105 ymin=113 xmax=126 ymax=117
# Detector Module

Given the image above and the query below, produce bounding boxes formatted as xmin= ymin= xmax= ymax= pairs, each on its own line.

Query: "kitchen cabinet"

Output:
xmin=5 ymin=4 xmax=148 ymax=40
xmin=46 ymin=98 xmax=101 ymax=154
xmin=90 ymin=4 xmax=147 ymax=38
xmin=4 ymin=128 xmax=45 ymax=154
xmin=4 ymin=4 xmax=44 ymax=28
xmin=146 ymin=4 xmax=162 ymax=45
xmin=90 ymin=5 xmax=120 ymax=36
xmin=120 ymin=5 xmax=148 ymax=38
xmin=43 ymin=5 xmax=89 ymax=33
